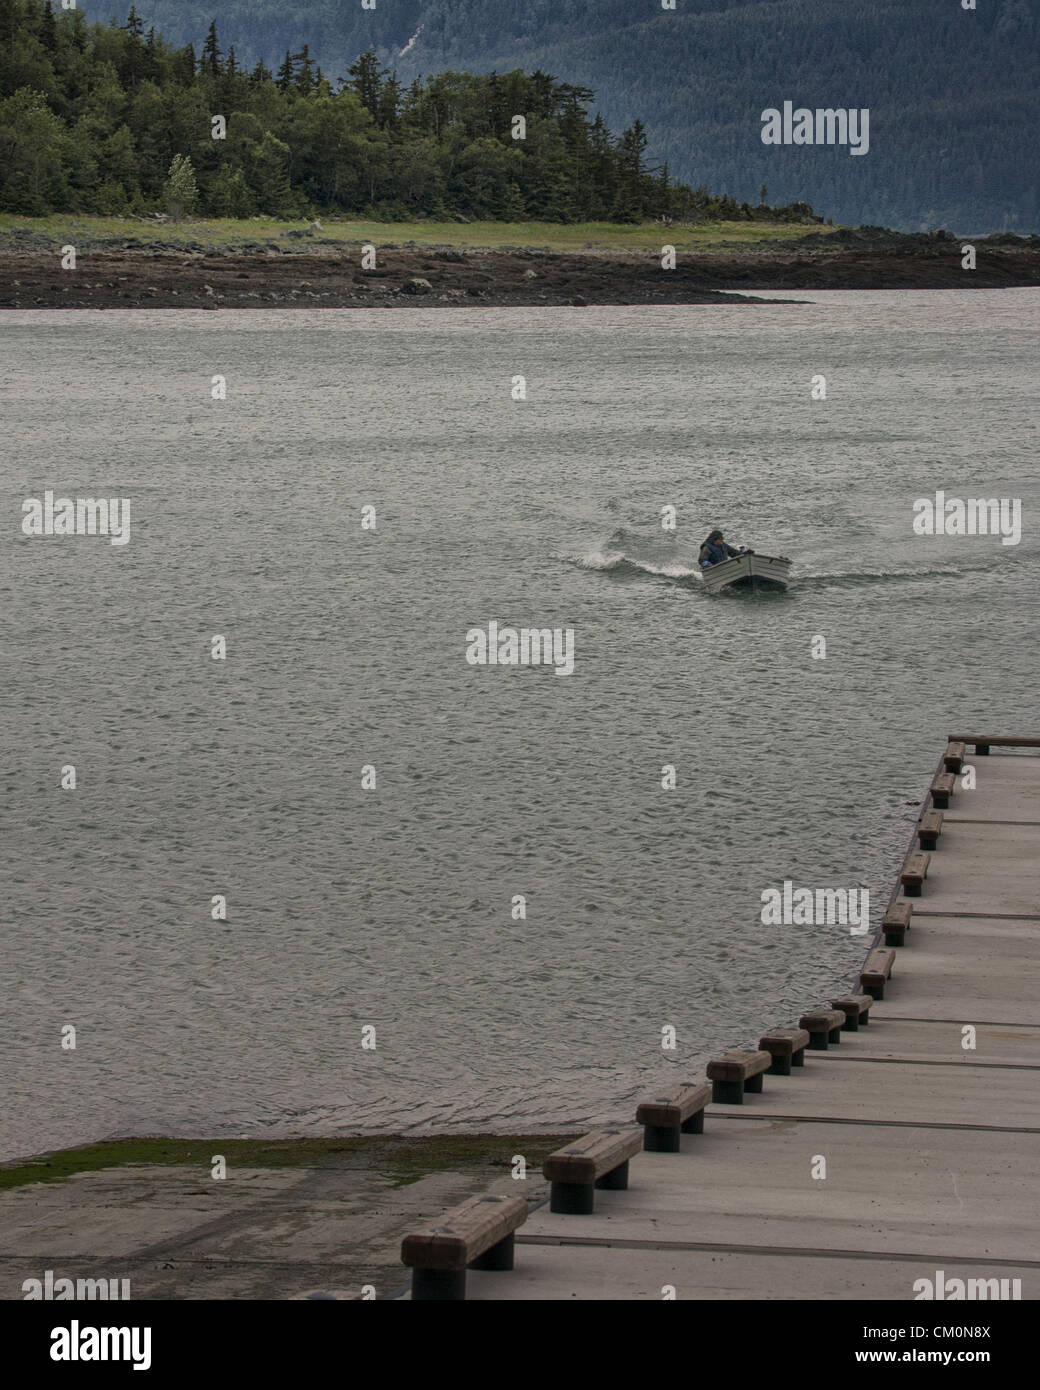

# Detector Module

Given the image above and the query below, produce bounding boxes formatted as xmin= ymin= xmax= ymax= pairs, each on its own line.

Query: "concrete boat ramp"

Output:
xmin=413 ymin=740 xmax=1040 ymax=1301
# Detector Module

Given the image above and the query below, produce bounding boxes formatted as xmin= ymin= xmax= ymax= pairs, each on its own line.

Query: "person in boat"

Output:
xmin=699 ymin=529 xmax=750 ymax=567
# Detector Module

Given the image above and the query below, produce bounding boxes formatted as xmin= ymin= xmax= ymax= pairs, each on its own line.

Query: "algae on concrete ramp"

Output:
xmin=0 ymin=1132 xmax=580 ymax=1194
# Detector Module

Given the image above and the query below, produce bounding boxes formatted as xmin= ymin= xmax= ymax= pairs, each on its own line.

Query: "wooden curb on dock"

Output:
xmin=948 ymin=734 xmax=1040 ymax=754
xmin=860 ymin=945 xmax=895 ymax=998
xmin=402 ymin=1193 xmax=528 ymax=1301
xmin=900 ymin=849 xmax=930 ymax=896
xmin=543 ymin=1128 xmax=643 ymax=1215
xmin=636 ymin=1082 xmax=710 ymax=1152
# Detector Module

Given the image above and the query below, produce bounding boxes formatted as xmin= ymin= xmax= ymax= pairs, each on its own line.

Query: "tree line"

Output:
xmin=131 ymin=0 xmax=1037 ymax=231
xmin=0 ymin=0 xmax=821 ymax=223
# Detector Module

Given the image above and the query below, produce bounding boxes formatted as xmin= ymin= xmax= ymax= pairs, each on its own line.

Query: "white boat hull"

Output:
xmin=699 ymin=552 xmax=792 ymax=594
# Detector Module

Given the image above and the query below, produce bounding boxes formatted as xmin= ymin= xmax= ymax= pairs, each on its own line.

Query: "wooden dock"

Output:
xmin=402 ymin=738 xmax=1040 ymax=1300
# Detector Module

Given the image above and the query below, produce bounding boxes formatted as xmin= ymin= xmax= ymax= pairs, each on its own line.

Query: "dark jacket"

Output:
xmin=699 ymin=537 xmax=740 ymax=567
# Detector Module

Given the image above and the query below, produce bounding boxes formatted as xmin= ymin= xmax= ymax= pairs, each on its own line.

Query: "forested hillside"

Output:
xmin=0 ymin=0 xmax=821 ymax=221
xmin=127 ymin=0 xmax=1039 ymax=231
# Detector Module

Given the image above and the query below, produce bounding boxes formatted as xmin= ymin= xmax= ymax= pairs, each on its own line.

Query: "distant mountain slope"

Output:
xmin=135 ymin=0 xmax=1039 ymax=230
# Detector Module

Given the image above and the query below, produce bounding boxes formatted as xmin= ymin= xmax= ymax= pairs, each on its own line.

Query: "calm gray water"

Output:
xmin=2 ymin=291 xmax=1038 ymax=1161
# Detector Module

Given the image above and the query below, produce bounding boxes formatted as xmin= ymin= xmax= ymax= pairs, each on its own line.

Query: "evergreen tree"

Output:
xmin=275 ymin=50 xmax=294 ymax=92
xmin=249 ymin=129 xmax=294 ymax=214
xmin=0 ymin=0 xmax=18 ymax=56
xmin=347 ymin=48 xmax=385 ymax=121
xmin=292 ymin=43 xmax=315 ymax=95
xmin=201 ymin=20 xmax=222 ymax=77
xmin=485 ymin=71 xmax=506 ymax=136
xmin=173 ymin=42 xmax=196 ymax=85
xmin=69 ymin=7 xmax=87 ymax=53
xmin=121 ymin=4 xmax=145 ymax=86
xmin=401 ymin=77 xmax=427 ymax=132
xmin=377 ymin=72 xmax=402 ymax=131
xmin=41 ymin=0 xmax=57 ymax=52
xmin=615 ymin=120 xmax=649 ymax=219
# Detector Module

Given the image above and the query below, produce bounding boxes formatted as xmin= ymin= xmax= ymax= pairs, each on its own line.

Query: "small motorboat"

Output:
xmin=699 ymin=551 xmax=792 ymax=594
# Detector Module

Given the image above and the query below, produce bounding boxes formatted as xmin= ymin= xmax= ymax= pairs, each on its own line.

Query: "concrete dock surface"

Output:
xmin=457 ymin=745 xmax=1040 ymax=1300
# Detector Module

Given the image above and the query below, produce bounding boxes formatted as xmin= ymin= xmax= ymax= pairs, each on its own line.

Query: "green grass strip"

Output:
xmin=0 ymin=214 xmax=839 ymax=254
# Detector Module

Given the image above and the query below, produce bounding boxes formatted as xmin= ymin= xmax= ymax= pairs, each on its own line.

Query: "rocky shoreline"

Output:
xmin=2 ymin=227 xmax=1038 ymax=309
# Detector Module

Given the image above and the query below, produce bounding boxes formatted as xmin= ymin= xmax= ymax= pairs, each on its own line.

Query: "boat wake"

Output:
xmin=569 ymin=526 xmax=703 ymax=583
xmin=573 ymin=549 xmax=701 ymax=580
xmin=796 ymin=556 xmax=1009 ymax=589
